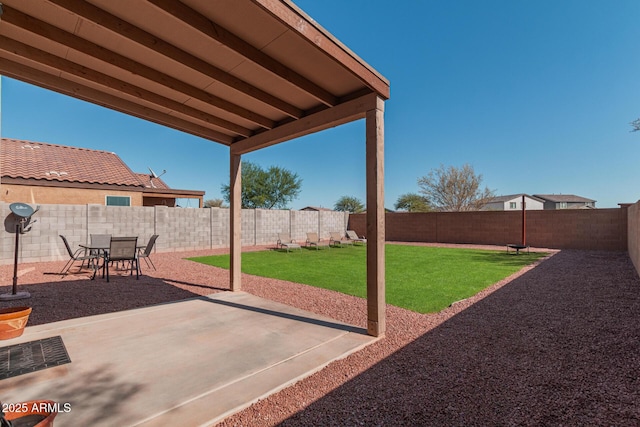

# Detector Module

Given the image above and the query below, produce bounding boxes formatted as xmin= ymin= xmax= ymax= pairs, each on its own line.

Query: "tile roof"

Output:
xmin=300 ymin=206 xmax=334 ymax=211
xmin=533 ymin=194 xmax=596 ymax=203
xmin=487 ymin=194 xmax=546 ymax=203
xmin=1 ymin=138 xmax=147 ymax=187
xmin=135 ymin=173 xmax=170 ymax=190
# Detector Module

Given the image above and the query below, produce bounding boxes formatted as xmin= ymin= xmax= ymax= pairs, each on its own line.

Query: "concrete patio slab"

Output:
xmin=1 ymin=291 xmax=376 ymax=426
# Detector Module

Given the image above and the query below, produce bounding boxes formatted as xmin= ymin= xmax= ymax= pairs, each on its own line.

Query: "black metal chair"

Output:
xmin=138 ymin=234 xmax=159 ymax=271
xmin=81 ymin=233 xmax=111 ymax=267
xmin=104 ymin=237 xmax=139 ymax=282
xmin=59 ymin=235 xmax=99 ymax=277
xmin=90 ymin=234 xmax=111 ymax=250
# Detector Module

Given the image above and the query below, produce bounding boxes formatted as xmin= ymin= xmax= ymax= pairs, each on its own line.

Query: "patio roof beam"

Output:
xmin=1 ymin=6 xmax=274 ymax=131
xmin=0 ymin=58 xmax=235 ymax=144
xmin=146 ymin=0 xmax=339 ymax=107
xmin=230 ymin=92 xmax=379 ymax=155
xmin=254 ymin=0 xmax=391 ymax=100
xmin=41 ymin=0 xmax=302 ymax=121
xmin=0 ymin=36 xmax=253 ymax=138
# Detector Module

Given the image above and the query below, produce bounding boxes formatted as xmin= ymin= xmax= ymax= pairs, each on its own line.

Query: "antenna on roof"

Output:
xmin=148 ymin=167 xmax=166 ymax=179
xmin=148 ymin=167 xmax=167 ymax=189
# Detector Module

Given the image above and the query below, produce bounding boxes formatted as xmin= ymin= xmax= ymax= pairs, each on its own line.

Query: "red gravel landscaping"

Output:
xmin=1 ymin=245 xmax=638 ymax=426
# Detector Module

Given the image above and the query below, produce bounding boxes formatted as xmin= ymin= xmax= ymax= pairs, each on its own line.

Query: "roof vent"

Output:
xmin=46 ymin=171 xmax=68 ymax=177
xmin=22 ymin=145 xmax=41 ymax=150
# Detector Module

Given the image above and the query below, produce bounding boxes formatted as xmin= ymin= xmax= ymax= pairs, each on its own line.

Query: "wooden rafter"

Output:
xmin=43 ymin=0 xmax=303 ymax=120
xmin=255 ymin=0 xmax=390 ymax=100
xmin=146 ymin=0 xmax=339 ymax=107
xmin=0 ymin=36 xmax=252 ymax=137
xmin=0 ymin=58 xmax=235 ymax=144
xmin=1 ymin=5 xmax=273 ymax=131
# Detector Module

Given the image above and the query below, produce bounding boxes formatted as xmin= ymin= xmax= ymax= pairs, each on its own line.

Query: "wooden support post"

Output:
xmin=366 ymin=96 xmax=385 ymax=337
xmin=230 ymin=152 xmax=242 ymax=291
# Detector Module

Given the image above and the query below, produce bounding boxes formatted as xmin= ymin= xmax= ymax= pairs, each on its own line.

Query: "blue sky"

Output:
xmin=2 ymin=0 xmax=639 ymax=209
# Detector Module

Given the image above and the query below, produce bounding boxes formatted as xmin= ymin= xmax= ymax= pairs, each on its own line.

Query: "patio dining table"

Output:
xmin=80 ymin=242 xmax=146 ymax=251
xmin=80 ymin=239 xmax=145 ymax=280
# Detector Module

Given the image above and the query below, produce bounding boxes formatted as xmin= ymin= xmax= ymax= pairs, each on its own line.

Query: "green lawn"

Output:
xmin=188 ymin=244 xmax=546 ymax=313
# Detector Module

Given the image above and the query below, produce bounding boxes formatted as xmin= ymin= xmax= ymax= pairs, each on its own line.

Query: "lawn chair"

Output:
xmin=276 ymin=233 xmax=301 ymax=252
xmin=329 ymin=231 xmax=353 ymax=247
xmin=59 ymin=235 xmax=99 ymax=277
xmin=138 ymin=234 xmax=159 ymax=270
xmin=86 ymin=234 xmax=111 ymax=266
xmin=90 ymin=233 xmax=111 ymax=249
xmin=346 ymin=230 xmax=367 ymax=245
xmin=306 ymin=232 xmax=327 ymax=250
xmin=104 ymin=236 xmax=139 ymax=282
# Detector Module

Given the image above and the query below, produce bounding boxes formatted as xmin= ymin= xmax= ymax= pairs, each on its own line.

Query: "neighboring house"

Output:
xmin=533 ymin=194 xmax=596 ymax=210
xmin=300 ymin=206 xmax=334 ymax=212
xmin=0 ymin=138 xmax=204 ymax=207
xmin=483 ymin=194 xmax=545 ymax=211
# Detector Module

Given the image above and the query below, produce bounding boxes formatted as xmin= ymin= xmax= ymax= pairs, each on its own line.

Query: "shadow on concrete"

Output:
xmin=0 ymin=275 xmax=200 ymax=326
xmin=4 ymin=364 xmax=144 ymax=425
xmin=279 ymin=250 xmax=640 ymax=426
xmin=157 ymin=278 xmax=229 ymax=293
xmin=203 ymin=296 xmax=367 ymax=334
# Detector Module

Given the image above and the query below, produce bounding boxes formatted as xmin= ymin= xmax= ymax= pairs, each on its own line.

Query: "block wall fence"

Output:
xmin=0 ymin=203 xmax=349 ymax=265
xmin=628 ymin=202 xmax=640 ymax=274
xmin=4 ymin=201 xmax=640 ymax=273
xmin=348 ymin=208 xmax=629 ymax=251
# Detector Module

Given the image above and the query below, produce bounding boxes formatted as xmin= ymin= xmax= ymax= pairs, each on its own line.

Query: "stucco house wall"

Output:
xmin=484 ymin=195 xmax=545 ymax=211
xmin=2 ymin=183 xmax=144 ymax=206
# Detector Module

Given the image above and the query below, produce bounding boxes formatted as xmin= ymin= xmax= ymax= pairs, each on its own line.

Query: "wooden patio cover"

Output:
xmin=0 ymin=0 xmax=390 ymax=336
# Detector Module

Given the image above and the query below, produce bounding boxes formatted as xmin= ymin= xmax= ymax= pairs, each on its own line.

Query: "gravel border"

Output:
xmin=1 ymin=244 xmax=639 ymax=426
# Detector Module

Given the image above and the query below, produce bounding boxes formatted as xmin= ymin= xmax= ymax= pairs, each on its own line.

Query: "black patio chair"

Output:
xmin=82 ymin=233 xmax=111 ymax=267
xmin=59 ymin=235 xmax=99 ymax=277
xmin=138 ymin=234 xmax=159 ymax=271
xmin=104 ymin=236 xmax=139 ymax=282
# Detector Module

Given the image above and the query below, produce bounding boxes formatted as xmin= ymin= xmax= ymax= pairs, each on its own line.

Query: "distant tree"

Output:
xmin=394 ymin=193 xmax=431 ymax=212
xmin=221 ymin=161 xmax=302 ymax=209
xmin=204 ymin=198 xmax=227 ymax=208
xmin=418 ymin=164 xmax=495 ymax=212
xmin=631 ymin=118 xmax=640 ymax=132
xmin=334 ymin=196 xmax=364 ymax=213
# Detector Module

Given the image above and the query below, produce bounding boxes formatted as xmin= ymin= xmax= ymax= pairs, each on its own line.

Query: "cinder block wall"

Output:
xmin=0 ymin=203 xmax=348 ymax=265
xmin=154 ymin=206 xmax=212 ymax=252
xmin=211 ymin=208 xmax=230 ymax=247
xmin=349 ymin=208 xmax=628 ymax=251
xmin=241 ymin=210 xmax=256 ymax=246
xmin=290 ymin=210 xmax=318 ymax=242
xmin=320 ymin=211 xmax=349 ymax=239
xmin=256 ymin=209 xmax=290 ymax=245
xmin=529 ymin=209 xmax=627 ymax=250
xmin=628 ymin=202 xmax=640 ymax=273
xmin=384 ymin=213 xmax=437 ymax=242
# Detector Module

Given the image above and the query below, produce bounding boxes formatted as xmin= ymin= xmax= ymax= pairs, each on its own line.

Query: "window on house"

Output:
xmin=106 ymin=196 xmax=131 ymax=206
xmin=560 ymin=202 xmax=567 ymax=209
xmin=509 ymin=202 xmax=517 ymax=209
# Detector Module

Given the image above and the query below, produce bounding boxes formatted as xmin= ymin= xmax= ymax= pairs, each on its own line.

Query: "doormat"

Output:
xmin=0 ymin=336 xmax=71 ymax=380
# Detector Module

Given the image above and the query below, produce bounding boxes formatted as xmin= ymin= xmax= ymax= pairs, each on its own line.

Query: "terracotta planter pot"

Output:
xmin=2 ymin=400 xmax=57 ymax=426
xmin=0 ymin=307 xmax=32 ymax=340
